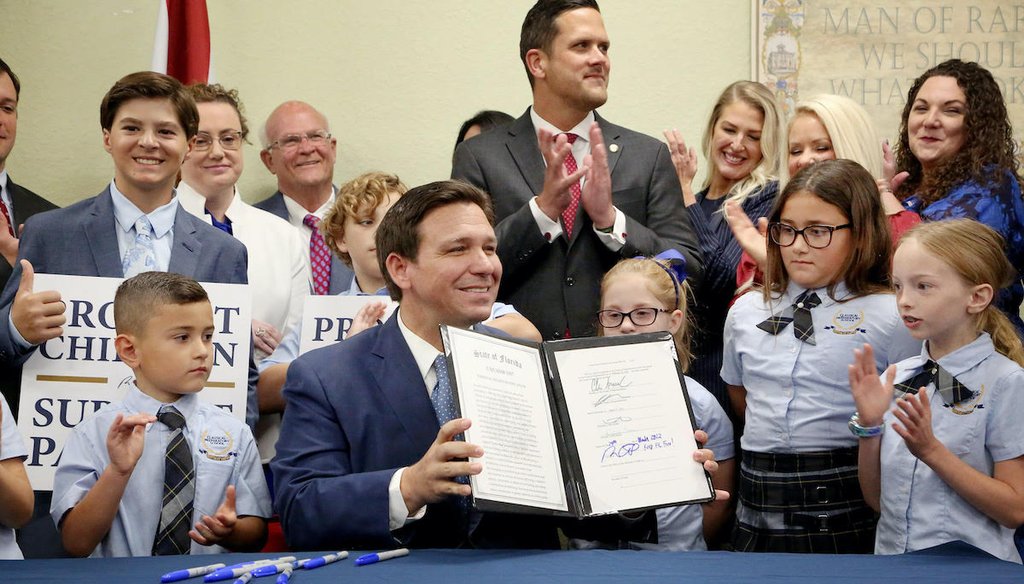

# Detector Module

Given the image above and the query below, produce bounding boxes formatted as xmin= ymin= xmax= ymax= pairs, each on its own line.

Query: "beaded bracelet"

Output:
xmin=848 ymin=412 xmax=884 ymax=438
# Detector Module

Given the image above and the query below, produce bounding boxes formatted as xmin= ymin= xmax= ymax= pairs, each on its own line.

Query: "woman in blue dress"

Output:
xmin=894 ymin=59 xmax=1024 ymax=336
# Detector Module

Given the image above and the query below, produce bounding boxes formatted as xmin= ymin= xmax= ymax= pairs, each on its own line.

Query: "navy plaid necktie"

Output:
xmin=756 ymin=290 xmax=821 ymax=345
xmin=153 ymin=405 xmax=194 ymax=555
xmin=895 ymin=360 xmax=976 ymax=406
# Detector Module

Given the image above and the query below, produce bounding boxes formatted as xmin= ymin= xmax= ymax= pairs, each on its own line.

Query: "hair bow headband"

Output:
xmin=633 ymin=249 xmax=688 ymax=308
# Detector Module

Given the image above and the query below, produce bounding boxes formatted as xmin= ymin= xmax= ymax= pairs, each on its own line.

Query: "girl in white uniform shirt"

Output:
xmin=849 ymin=219 xmax=1024 ymax=563
xmin=0 ymin=393 xmax=33 ymax=558
xmin=721 ymin=159 xmax=918 ymax=553
xmin=573 ymin=254 xmax=735 ymax=550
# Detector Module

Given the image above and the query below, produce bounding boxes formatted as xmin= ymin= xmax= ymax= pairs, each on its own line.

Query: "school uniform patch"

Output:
xmin=948 ymin=384 xmax=985 ymax=415
xmin=825 ymin=309 xmax=866 ymax=335
xmin=199 ymin=430 xmax=237 ymax=461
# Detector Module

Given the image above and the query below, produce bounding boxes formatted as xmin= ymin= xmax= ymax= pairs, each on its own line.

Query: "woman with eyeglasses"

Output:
xmin=721 ymin=159 xmax=919 ymax=553
xmin=662 ymin=81 xmax=783 ymax=413
xmin=177 ymin=83 xmax=310 ymax=363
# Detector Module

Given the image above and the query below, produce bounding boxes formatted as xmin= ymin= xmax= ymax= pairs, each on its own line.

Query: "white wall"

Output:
xmin=1 ymin=0 xmax=753 ymax=206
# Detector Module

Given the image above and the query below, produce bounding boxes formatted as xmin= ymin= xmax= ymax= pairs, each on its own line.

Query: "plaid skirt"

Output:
xmin=732 ymin=448 xmax=877 ymax=554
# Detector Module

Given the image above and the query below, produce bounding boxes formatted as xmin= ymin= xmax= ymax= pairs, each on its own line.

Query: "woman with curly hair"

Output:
xmin=894 ymin=59 xmax=1024 ymax=336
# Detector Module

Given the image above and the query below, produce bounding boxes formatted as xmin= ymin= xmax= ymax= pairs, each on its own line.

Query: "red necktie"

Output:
xmin=304 ymin=214 xmax=332 ymax=295
xmin=560 ymin=133 xmax=582 ymax=239
xmin=0 ymin=199 xmax=14 ymax=237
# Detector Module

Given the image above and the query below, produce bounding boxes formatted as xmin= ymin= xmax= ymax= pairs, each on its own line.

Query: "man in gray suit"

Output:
xmin=452 ymin=0 xmax=703 ymax=340
xmin=0 ymin=58 xmax=58 ymax=290
xmin=254 ymin=101 xmax=353 ymax=293
xmin=0 ymin=71 xmax=257 ymax=558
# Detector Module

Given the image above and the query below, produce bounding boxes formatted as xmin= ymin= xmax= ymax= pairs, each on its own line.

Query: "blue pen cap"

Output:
xmin=161 ymin=570 xmax=191 ymax=583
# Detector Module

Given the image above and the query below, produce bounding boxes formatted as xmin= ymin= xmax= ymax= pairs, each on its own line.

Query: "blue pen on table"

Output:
xmin=161 ymin=562 xmax=226 ymax=583
xmin=201 ymin=553 xmax=294 ymax=577
xmin=355 ymin=548 xmax=410 ymax=566
xmin=224 ymin=556 xmax=296 ymax=570
xmin=275 ymin=565 xmax=293 ymax=584
xmin=299 ymin=551 xmax=348 ymax=570
xmin=231 ymin=572 xmax=253 ymax=584
xmin=249 ymin=562 xmax=298 ymax=578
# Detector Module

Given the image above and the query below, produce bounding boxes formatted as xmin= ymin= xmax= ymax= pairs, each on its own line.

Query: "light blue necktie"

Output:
xmin=122 ymin=216 xmax=157 ymax=277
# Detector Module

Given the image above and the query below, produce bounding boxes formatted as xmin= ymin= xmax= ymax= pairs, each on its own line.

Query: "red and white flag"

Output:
xmin=151 ymin=0 xmax=214 ymax=84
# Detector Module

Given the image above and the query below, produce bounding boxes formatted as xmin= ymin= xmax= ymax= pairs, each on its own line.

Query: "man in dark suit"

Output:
xmin=0 ymin=58 xmax=59 ymax=289
xmin=452 ymin=0 xmax=703 ymax=340
xmin=254 ymin=101 xmax=353 ymax=293
xmin=272 ymin=180 xmax=560 ymax=550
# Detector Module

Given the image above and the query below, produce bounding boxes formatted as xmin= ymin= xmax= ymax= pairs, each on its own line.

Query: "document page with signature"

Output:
xmin=549 ymin=337 xmax=711 ymax=515
xmin=443 ymin=327 xmax=569 ymax=513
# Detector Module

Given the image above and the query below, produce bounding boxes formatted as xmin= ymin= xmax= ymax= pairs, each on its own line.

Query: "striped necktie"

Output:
xmin=153 ymin=405 xmax=195 ymax=555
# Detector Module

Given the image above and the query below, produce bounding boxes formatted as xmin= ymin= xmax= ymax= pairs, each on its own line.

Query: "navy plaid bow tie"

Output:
xmin=756 ymin=291 xmax=821 ymax=345
xmin=895 ymin=360 xmax=976 ymax=406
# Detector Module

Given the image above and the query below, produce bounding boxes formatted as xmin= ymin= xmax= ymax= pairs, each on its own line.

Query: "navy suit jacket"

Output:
xmin=0 ymin=187 xmax=259 ymax=430
xmin=253 ymin=191 xmax=354 ymax=294
xmin=1 ymin=176 xmax=58 ymax=290
xmin=452 ymin=109 xmax=703 ymax=340
xmin=272 ymin=313 xmax=560 ymax=550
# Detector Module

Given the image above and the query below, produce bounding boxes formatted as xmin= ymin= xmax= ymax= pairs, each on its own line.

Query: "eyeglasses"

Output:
xmin=266 ymin=130 xmax=332 ymax=152
xmin=769 ymin=222 xmax=851 ymax=249
xmin=193 ymin=131 xmax=244 ymax=151
xmin=597 ymin=307 xmax=669 ymax=328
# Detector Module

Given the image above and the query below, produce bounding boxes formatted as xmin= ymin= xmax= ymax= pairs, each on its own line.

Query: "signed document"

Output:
xmin=441 ymin=327 xmax=713 ymax=518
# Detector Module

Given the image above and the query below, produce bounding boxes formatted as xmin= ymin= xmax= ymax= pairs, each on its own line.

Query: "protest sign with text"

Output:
xmin=18 ymin=274 xmax=251 ymax=490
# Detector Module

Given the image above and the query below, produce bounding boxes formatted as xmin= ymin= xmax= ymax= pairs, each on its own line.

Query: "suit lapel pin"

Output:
xmin=609 ymin=144 xmax=619 ymax=153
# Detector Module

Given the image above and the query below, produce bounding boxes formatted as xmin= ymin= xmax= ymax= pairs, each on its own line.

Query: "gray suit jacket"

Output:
xmin=1 ymin=176 xmax=58 ymax=290
xmin=253 ymin=191 xmax=354 ymax=294
xmin=452 ymin=109 xmax=703 ymax=339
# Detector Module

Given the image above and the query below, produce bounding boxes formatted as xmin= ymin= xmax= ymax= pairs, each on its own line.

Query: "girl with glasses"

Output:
xmin=577 ymin=253 xmax=735 ymax=551
xmin=721 ymin=159 xmax=919 ymax=553
xmin=728 ymin=93 xmax=922 ymax=294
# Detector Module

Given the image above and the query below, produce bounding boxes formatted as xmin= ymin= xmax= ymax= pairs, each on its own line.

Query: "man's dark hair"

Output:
xmin=375 ymin=180 xmax=494 ymax=300
xmin=0 ymin=57 xmax=21 ymax=99
xmin=519 ymin=0 xmax=600 ymax=87
xmin=100 ymin=71 xmax=199 ymax=139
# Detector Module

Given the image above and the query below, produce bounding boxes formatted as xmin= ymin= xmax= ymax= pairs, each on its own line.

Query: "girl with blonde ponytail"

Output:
xmin=848 ymin=219 xmax=1024 ymax=563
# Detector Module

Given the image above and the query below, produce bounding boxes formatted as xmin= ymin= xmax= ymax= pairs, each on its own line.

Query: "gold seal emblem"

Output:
xmin=827 ymin=309 xmax=865 ymax=335
xmin=200 ymin=430 xmax=235 ymax=461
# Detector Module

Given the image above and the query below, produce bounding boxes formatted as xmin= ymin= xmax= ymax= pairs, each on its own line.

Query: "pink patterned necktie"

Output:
xmin=560 ymin=133 xmax=582 ymax=239
xmin=303 ymin=214 xmax=331 ymax=295
xmin=0 ymin=200 xmax=14 ymax=237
